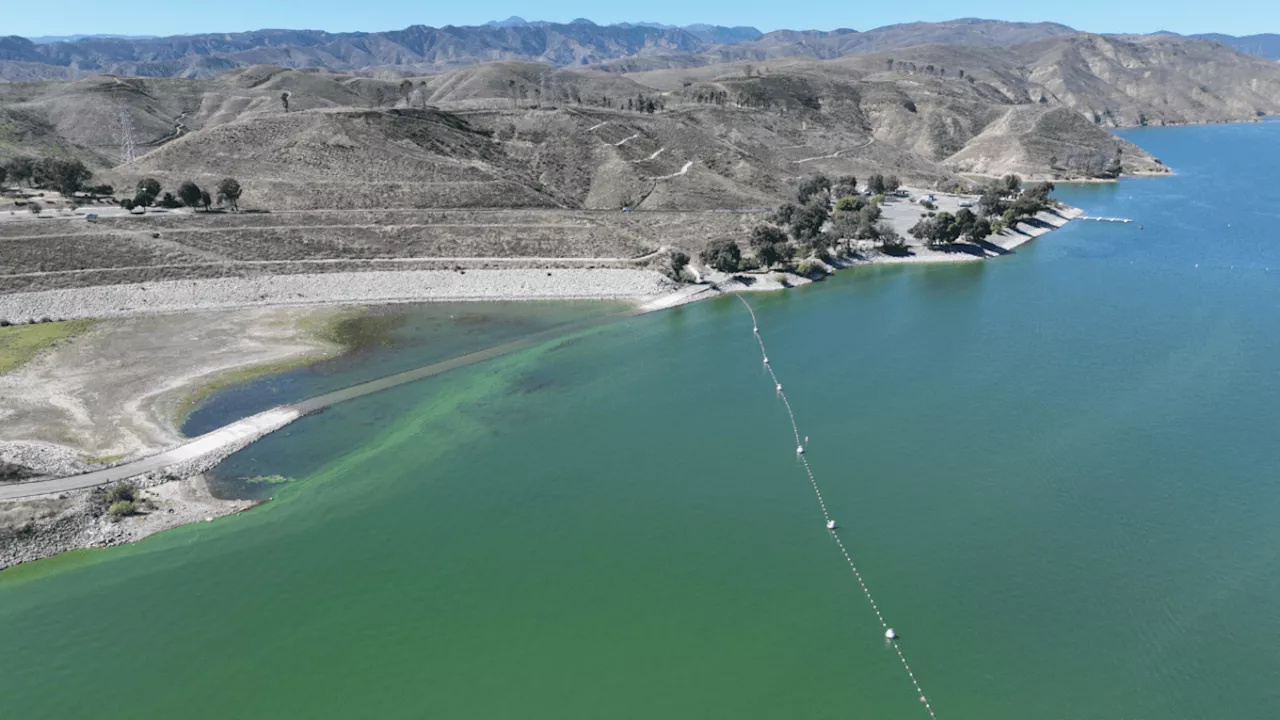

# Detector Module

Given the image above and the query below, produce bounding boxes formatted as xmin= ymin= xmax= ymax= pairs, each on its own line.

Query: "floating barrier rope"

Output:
xmin=737 ymin=295 xmax=939 ymax=719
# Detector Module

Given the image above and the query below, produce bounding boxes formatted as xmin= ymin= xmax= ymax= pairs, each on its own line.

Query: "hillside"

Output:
xmin=14 ymin=30 xmax=1280 ymax=210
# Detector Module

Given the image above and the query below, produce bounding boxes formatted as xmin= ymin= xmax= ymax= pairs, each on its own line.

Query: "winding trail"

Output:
xmin=736 ymin=295 xmax=939 ymax=720
xmin=792 ymin=138 xmax=876 ymax=164
xmin=632 ymin=147 xmax=666 ymax=163
xmin=648 ymin=161 xmax=693 ymax=181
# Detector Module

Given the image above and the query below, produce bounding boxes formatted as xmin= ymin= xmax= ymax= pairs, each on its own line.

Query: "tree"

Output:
xmin=200 ymin=190 xmax=212 ymax=211
xmin=833 ymin=175 xmax=858 ymax=198
xmin=867 ymin=173 xmax=886 ymax=195
xmin=834 ymin=195 xmax=865 ymax=213
xmin=177 ymin=181 xmax=203 ymax=209
xmin=1002 ymin=174 xmax=1022 ymax=194
xmin=59 ymin=159 xmax=93 ymax=194
xmin=771 ymin=202 xmax=798 ymax=227
xmin=136 ymin=177 xmax=162 ymax=206
xmin=796 ymin=174 xmax=832 ymax=205
xmin=884 ymin=175 xmax=901 ymax=193
xmin=5 ymin=157 xmax=35 ymax=187
xmin=668 ymin=250 xmax=690 ymax=280
xmin=400 ymin=79 xmax=414 ymax=105
xmin=0 ymin=164 xmax=6 ymax=188
xmin=879 ymin=224 xmax=908 ymax=254
xmin=281 ymin=91 xmax=291 ymax=113
xmin=217 ymin=178 xmax=242 ymax=211
xmin=978 ymin=186 xmax=1008 ymax=218
xmin=1025 ymin=180 xmax=1055 ymax=204
xmin=968 ymin=217 xmax=993 ymax=243
xmin=33 ymin=158 xmax=92 ymax=195
xmin=953 ymin=208 xmax=978 ymax=237
xmin=749 ymin=225 xmax=790 ymax=268
xmin=789 ymin=199 xmax=830 ymax=242
xmin=829 ymin=211 xmax=861 ymax=241
xmin=158 ymin=192 xmax=182 ymax=209
xmin=700 ymin=238 xmax=742 ymax=273
xmin=910 ymin=212 xmax=964 ymax=249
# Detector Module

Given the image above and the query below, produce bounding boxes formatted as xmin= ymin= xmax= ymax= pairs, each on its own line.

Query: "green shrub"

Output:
xmin=106 ymin=482 xmax=137 ymax=505
xmin=108 ymin=500 xmax=137 ymax=518
xmin=796 ymin=258 xmax=827 ymax=277
xmin=835 ymin=195 xmax=865 ymax=213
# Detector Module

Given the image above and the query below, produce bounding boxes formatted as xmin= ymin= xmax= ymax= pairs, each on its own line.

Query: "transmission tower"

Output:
xmin=117 ymin=102 xmax=137 ymax=166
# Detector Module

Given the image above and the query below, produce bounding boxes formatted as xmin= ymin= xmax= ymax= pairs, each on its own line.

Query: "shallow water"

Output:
xmin=2 ymin=122 xmax=1279 ymax=719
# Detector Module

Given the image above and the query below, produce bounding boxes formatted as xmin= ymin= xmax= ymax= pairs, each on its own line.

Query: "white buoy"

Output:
xmin=796 ymin=444 xmax=805 ymax=454
xmin=753 ymin=326 xmax=758 ymax=333
xmin=826 ymin=520 xmax=836 ymax=530
xmin=763 ymin=355 xmax=769 ymax=364
xmin=776 ymin=383 xmax=782 ymax=392
xmin=886 ymin=628 xmax=897 ymax=640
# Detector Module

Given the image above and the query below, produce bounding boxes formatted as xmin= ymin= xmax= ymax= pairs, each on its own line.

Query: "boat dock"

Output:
xmin=1079 ymin=216 xmax=1134 ymax=223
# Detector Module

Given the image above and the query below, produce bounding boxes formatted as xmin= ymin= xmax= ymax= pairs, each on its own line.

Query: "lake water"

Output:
xmin=3 ymin=122 xmax=1279 ymax=719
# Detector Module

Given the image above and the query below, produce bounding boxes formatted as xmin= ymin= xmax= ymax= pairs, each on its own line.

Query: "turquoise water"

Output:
xmin=3 ymin=122 xmax=1280 ymax=718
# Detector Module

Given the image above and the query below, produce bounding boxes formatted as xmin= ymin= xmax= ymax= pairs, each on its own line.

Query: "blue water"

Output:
xmin=1 ymin=121 xmax=1278 ymax=719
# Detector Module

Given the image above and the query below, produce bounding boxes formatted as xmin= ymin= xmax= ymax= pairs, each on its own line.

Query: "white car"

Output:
xmin=958 ymin=200 xmax=974 ymax=208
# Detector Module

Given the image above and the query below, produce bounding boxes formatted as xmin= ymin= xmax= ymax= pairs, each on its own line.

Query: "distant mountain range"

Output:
xmin=1187 ymin=33 xmax=1280 ymax=60
xmin=23 ymin=34 xmax=158 ymax=44
xmin=0 ymin=19 xmax=1276 ymax=82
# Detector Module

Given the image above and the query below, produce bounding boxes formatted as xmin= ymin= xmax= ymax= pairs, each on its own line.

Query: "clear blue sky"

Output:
xmin=8 ymin=0 xmax=1278 ymax=39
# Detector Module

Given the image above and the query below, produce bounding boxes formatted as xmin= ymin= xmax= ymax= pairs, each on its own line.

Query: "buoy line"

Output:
xmin=737 ymin=296 xmax=939 ymax=719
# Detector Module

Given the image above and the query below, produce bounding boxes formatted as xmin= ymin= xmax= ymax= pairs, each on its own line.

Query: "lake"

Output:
xmin=2 ymin=121 xmax=1278 ymax=719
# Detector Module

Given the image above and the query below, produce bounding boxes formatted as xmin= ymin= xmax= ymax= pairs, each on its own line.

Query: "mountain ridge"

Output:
xmin=12 ymin=18 xmax=1278 ymax=81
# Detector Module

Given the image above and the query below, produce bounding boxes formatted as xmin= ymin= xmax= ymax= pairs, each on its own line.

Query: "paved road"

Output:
xmin=0 ymin=308 xmax=641 ymax=501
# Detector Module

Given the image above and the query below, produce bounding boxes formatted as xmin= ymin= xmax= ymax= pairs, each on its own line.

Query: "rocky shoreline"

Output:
xmin=0 ymin=411 xmax=293 ymax=570
xmin=0 ymin=268 xmax=679 ymax=324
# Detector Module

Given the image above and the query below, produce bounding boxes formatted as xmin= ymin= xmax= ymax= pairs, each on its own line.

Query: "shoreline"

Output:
xmin=0 ymin=206 xmax=1081 ymax=571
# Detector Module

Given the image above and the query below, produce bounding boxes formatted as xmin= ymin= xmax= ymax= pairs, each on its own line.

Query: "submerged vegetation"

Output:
xmin=244 ymin=475 xmax=294 ymax=486
xmin=178 ymin=307 xmax=409 ymax=421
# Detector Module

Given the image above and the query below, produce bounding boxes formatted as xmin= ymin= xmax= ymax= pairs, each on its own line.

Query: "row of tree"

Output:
xmin=121 ymin=177 xmax=242 ymax=212
xmin=909 ymin=174 xmax=1057 ymax=248
xmin=909 ymin=209 xmax=992 ymax=248
xmin=1 ymin=156 xmax=102 ymax=196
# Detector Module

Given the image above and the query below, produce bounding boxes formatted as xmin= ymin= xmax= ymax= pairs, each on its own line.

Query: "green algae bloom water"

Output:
xmin=3 ymin=122 xmax=1280 ymax=719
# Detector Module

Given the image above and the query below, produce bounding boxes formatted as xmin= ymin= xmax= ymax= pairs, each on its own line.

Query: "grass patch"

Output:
xmin=0 ymin=320 xmax=98 ymax=376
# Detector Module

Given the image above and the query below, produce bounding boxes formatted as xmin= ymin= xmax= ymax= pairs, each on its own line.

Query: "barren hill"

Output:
xmin=13 ymin=30 xmax=1280 ymax=211
xmin=105 ymin=108 xmax=568 ymax=211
